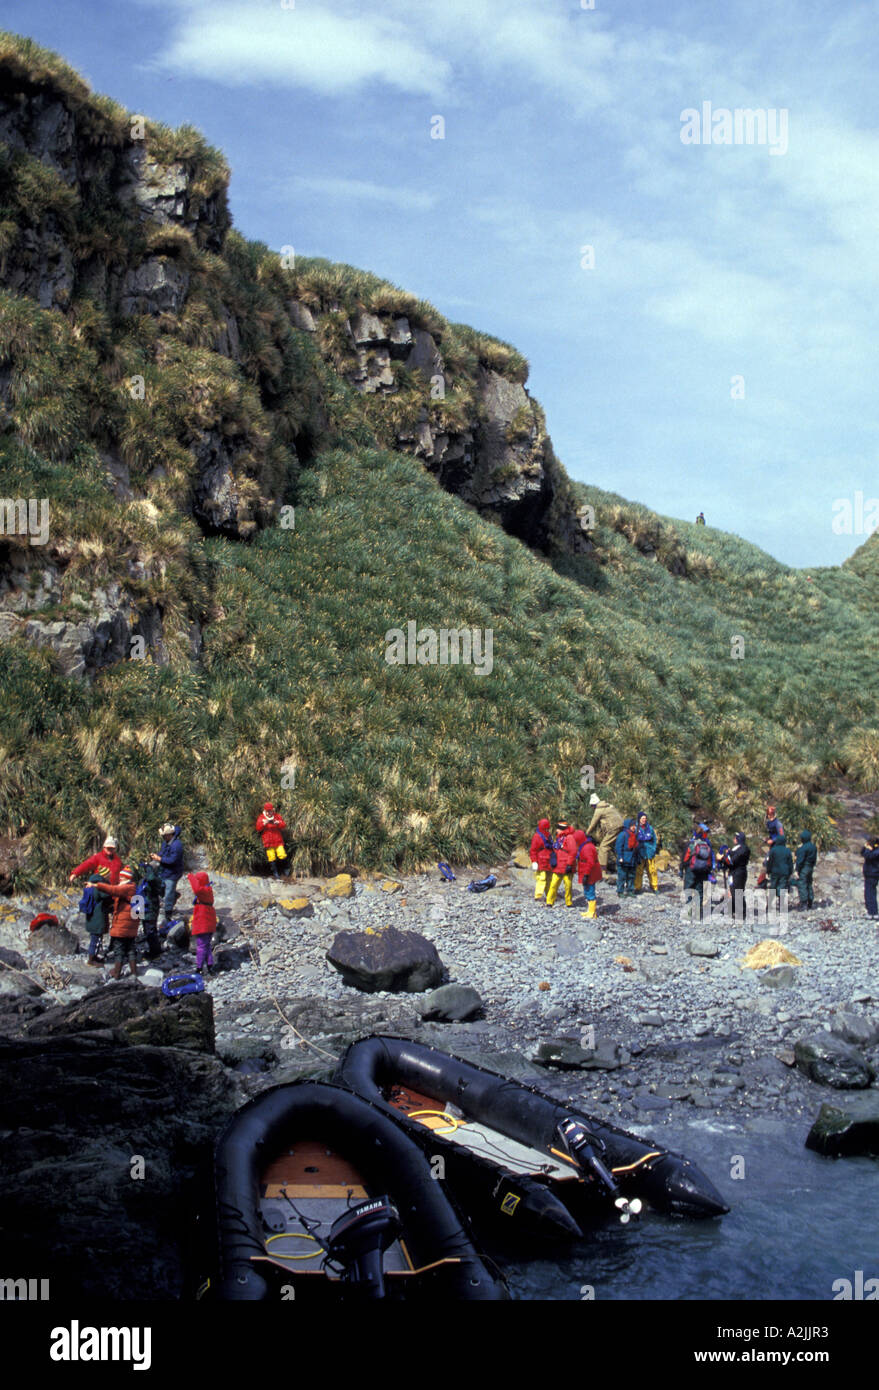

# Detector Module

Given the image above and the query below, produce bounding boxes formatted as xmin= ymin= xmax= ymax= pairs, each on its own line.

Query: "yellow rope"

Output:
xmin=264 ymin=1232 xmax=320 ymax=1261
xmin=405 ymin=1108 xmax=463 ymax=1134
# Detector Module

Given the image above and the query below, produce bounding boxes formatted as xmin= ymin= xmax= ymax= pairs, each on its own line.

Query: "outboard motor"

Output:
xmin=557 ymin=1118 xmax=642 ymax=1225
xmin=326 ymin=1196 xmax=402 ymax=1299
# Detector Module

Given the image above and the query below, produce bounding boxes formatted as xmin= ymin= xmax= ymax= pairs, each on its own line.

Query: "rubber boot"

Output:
xmin=586 ymin=899 xmax=597 ymax=918
xmin=272 ymin=864 xmax=281 ymax=880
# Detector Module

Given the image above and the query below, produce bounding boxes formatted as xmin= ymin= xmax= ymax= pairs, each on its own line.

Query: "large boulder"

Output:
xmin=0 ymin=1031 xmax=241 ymax=1298
xmin=417 ymin=984 xmax=484 ymax=1022
xmin=26 ymin=922 xmax=80 ymax=956
xmin=326 ymin=926 xmax=446 ymax=993
xmin=794 ymin=1033 xmax=875 ymax=1089
xmin=805 ymin=1095 xmax=879 ymax=1157
xmin=829 ymin=1011 xmax=879 ymax=1049
xmin=24 ymin=981 xmax=215 ymax=1053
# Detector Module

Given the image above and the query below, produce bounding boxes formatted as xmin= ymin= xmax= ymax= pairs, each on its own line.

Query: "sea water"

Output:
xmin=497 ymin=1117 xmax=878 ymax=1301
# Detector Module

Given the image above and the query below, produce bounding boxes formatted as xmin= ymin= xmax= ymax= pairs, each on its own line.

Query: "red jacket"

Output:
xmin=552 ymin=830 xmax=579 ymax=875
xmin=256 ymin=810 xmax=286 ymax=849
xmin=530 ymin=819 xmax=553 ymax=871
xmin=573 ymin=833 xmax=602 ymax=884
xmin=71 ymin=850 xmax=122 ymax=885
xmin=188 ymin=872 xmax=217 ymax=934
xmin=100 ymin=881 xmax=138 ymax=938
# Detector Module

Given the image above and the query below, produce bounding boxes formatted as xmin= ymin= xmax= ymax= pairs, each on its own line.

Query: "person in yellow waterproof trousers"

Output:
xmin=529 ymin=817 xmax=554 ymax=900
xmin=634 ymin=812 xmax=659 ymax=893
xmin=573 ymin=830 xmax=602 ymax=917
xmin=545 ymin=823 xmax=577 ymax=907
xmin=256 ymin=802 xmax=289 ymax=879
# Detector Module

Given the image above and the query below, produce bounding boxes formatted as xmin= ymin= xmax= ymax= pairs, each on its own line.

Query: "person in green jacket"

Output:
xmin=765 ymin=834 xmax=793 ymax=904
xmin=793 ymin=830 xmax=817 ymax=909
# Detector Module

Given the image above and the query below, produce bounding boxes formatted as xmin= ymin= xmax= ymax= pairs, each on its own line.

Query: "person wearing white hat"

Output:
xmin=150 ymin=822 xmax=184 ymax=926
xmin=584 ymin=795 xmax=624 ymax=871
xmin=69 ymin=835 xmax=122 ymax=885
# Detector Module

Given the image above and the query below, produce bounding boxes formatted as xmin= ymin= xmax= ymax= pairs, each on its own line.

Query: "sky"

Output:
xmin=5 ymin=0 xmax=879 ymax=567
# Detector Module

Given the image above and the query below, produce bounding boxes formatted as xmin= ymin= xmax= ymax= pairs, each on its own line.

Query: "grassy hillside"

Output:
xmin=1 ymin=33 xmax=878 ymax=887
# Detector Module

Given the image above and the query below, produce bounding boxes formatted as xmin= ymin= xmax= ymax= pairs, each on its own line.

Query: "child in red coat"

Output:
xmin=255 ymin=803 xmax=288 ymax=879
xmin=546 ymin=822 xmax=578 ymax=907
xmin=529 ymin=817 xmax=553 ymax=901
xmin=187 ymin=871 xmax=218 ymax=974
xmin=572 ymin=831 xmax=603 ymax=918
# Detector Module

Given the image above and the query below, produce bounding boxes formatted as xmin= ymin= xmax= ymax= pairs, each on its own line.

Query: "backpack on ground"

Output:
xmin=467 ymin=874 xmax=497 ymax=894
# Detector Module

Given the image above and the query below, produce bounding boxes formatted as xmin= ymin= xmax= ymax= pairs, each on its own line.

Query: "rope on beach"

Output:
xmin=245 ymin=937 xmax=337 ymax=1062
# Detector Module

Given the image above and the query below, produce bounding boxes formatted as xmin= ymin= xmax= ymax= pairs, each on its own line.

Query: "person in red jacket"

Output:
xmin=95 ymin=864 xmax=138 ymax=979
xmin=187 ymin=871 xmax=218 ymax=974
xmin=546 ymin=822 xmax=578 ymax=907
xmin=255 ymin=803 xmax=288 ymax=879
xmin=529 ymin=817 xmax=554 ymax=901
xmin=572 ymin=830 xmax=603 ymax=918
xmin=69 ymin=836 xmax=122 ymax=886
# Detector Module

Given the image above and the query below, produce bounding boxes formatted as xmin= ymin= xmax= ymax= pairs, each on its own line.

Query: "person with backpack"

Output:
xmin=256 ymin=802 xmax=289 ymax=879
xmin=682 ymin=824 xmax=714 ymax=919
xmin=69 ymin=835 xmax=122 ymax=886
xmin=529 ymin=817 xmax=554 ymax=901
xmin=793 ymin=830 xmax=818 ymax=909
xmin=133 ymin=860 xmax=164 ymax=958
xmin=150 ymin=823 xmax=184 ymax=927
xmin=720 ymin=832 xmax=750 ymax=920
xmin=696 ymin=512 xmax=706 ymax=525
xmin=765 ymin=833 xmax=794 ymax=905
xmin=79 ymin=868 xmax=112 ymax=966
xmin=764 ymin=806 xmax=784 ymax=845
xmin=585 ymin=796 xmax=624 ymax=870
xmin=572 ymin=830 xmax=602 ymax=917
xmin=95 ymin=864 xmax=139 ymax=979
xmin=614 ymin=818 xmax=640 ymax=895
xmin=634 ymin=812 xmax=658 ymax=893
xmin=860 ymin=837 xmax=879 ymax=919
xmin=187 ymin=871 xmax=218 ymax=975
xmin=545 ymin=822 xmax=577 ymax=907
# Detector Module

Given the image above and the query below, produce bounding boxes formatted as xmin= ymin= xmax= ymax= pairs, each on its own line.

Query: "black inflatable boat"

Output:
xmin=337 ymin=1037 xmax=729 ymax=1239
xmin=211 ymin=1079 xmax=508 ymax=1301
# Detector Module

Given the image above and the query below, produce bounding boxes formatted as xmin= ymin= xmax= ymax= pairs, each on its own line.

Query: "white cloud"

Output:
xmin=293 ymin=175 xmax=436 ymax=213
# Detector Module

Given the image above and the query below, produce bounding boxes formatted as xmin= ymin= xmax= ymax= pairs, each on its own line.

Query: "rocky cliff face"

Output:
xmin=0 ymin=37 xmax=591 ymax=683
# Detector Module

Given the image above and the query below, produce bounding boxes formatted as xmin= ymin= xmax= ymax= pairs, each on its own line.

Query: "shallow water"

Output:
xmin=496 ymin=1116 xmax=878 ymax=1301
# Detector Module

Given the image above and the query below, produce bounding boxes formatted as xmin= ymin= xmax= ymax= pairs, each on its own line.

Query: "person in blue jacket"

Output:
xmin=614 ymin=818 xmax=639 ymax=896
xmin=150 ymin=822 xmax=184 ymax=927
xmin=861 ymin=837 xmax=879 ymax=919
xmin=634 ymin=812 xmax=658 ymax=893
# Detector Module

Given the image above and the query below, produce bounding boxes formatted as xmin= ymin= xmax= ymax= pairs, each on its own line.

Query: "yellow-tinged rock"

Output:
xmin=380 ymin=880 xmax=402 ymax=893
xmin=654 ymin=850 xmax=672 ymax=872
xmin=325 ymin=874 xmax=354 ymax=899
xmin=741 ymin=940 xmax=802 ymax=969
xmin=279 ymin=898 xmax=310 ymax=911
xmin=362 ymin=883 xmax=376 ymax=893
xmin=47 ymin=895 xmax=70 ymax=911
xmin=513 ymin=846 xmax=532 ymax=870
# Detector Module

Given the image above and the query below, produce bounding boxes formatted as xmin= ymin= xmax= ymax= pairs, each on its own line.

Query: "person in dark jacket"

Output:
xmin=80 ymin=868 xmax=112 ymax=965
xmin=150 ymin=823 xmax=184 ymax=926
xmin=614 ymin=818 xmax=639 ymax=896
xmin=721 ymin=832 xmax=750 ymax=920
xmin=861 ymin=837 xmax=879 ymax=919
xmin=134 ymin=860 xmax=164 ymax=958
xmin=765 ymin=834 xmax=793 ymax=904
xmin=634 ymin=812 xmax=659 ymax=893
xmin=682 ymin=824 xmax=714 ymax=919
xmin=793 ymin=830 xmax=817 ymax=909
xmin=530 ymin=817 xmax=554 ymax=901
xmin=764 ymin=806 xmax=784 ymax=845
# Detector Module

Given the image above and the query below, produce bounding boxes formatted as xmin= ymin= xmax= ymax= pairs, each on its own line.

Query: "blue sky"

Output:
xmin=6 ymin=0 xmax=879 ymax=566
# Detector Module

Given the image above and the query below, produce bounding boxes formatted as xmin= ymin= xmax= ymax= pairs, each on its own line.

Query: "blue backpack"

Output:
xmin=78 ymin=885 xmax=97 ymax=917
xmin=467 ymin=874 xmax=497 ymax=893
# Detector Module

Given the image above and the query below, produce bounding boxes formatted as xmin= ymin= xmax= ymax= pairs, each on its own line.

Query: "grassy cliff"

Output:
xmin=1 ymin=33 xmax=877 ymax=887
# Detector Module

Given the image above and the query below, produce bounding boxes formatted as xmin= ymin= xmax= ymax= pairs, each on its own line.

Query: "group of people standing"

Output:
xmin=68 ymin=823 xmax=217 ymax=977
xmin=529 ymin=799 xmax=661 ymax=915
xmin=529 ymin=798 xmax=879 ymax=922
